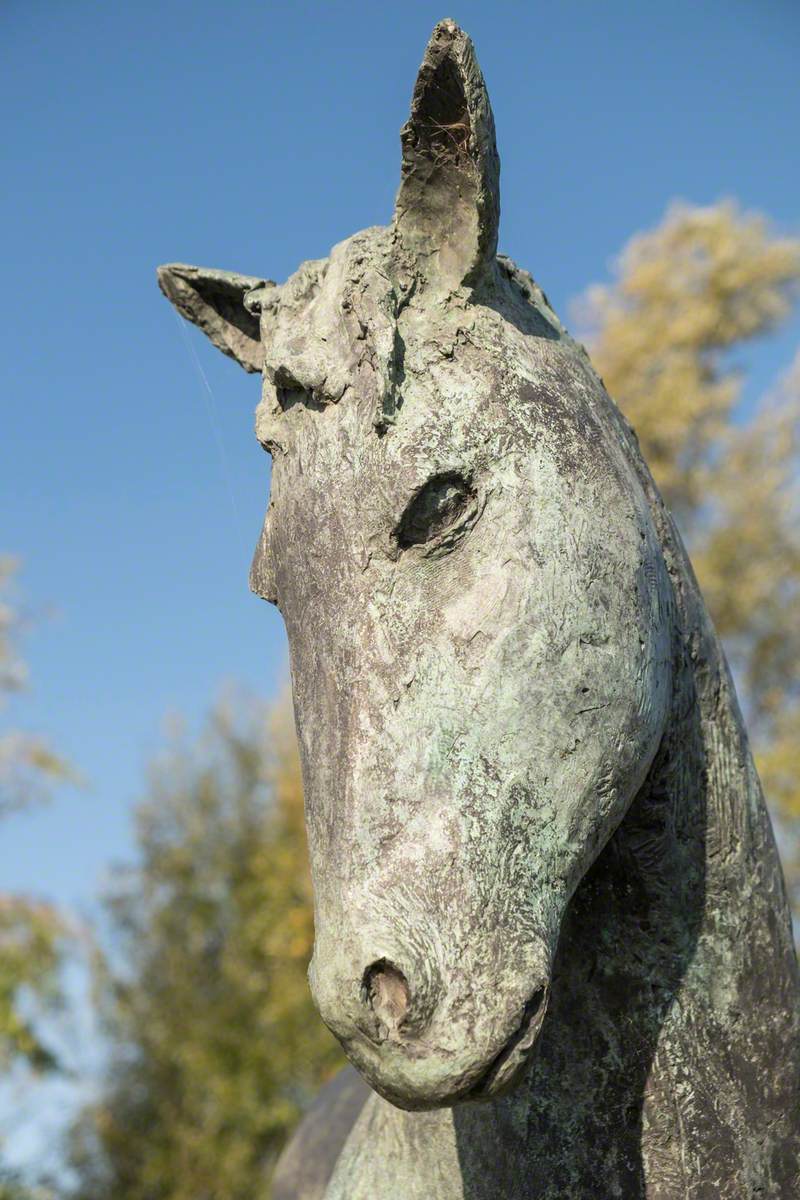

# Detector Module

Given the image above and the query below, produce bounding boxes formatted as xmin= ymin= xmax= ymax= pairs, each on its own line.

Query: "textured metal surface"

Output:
xmin=159 ymin=20 xmax=800 ymax=1198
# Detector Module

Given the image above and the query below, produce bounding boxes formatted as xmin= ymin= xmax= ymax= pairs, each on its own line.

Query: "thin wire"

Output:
xmin=172 ymin=309 xmax=246 ymax=554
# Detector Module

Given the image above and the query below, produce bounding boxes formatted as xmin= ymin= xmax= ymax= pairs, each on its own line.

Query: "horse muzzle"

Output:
xmin=309 ymin=932 xmax=551 ymax=1110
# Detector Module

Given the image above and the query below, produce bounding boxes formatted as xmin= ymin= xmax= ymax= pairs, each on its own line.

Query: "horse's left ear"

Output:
xmin=393 ymin=20 xmax=500 ymax=290
xmin=157 ymin=263 xmax=273 ymax=373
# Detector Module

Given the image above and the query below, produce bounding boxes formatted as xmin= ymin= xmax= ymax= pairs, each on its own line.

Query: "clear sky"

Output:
xmin=2 ymin=0 xmax=799 ymax=996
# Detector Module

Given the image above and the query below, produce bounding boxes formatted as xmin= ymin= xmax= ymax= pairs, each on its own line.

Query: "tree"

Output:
xmin=69 ymin=697 xmax=343 ymax=1200
xmin=0 ymin=557 xmax=70 ymax=816
xmin=0 ymin=557 xmax=68 ymax=1075
xmin=0 ymin=1168 xmax=58 ymax=1200
xmin=577 ymin=200 xmax=800 ymax=908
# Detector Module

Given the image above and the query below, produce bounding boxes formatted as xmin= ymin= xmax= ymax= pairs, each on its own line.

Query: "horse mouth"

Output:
xmin=467 ymin=985 xmax=548 ymax=1099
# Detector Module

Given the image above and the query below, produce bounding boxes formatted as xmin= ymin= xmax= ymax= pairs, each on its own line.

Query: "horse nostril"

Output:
xmin=362 ymin=959 xmax=410 ymax=1040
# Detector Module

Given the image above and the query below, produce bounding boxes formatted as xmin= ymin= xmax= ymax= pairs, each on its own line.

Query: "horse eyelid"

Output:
xmin=395 ymin=471 xmax=476 ymax=551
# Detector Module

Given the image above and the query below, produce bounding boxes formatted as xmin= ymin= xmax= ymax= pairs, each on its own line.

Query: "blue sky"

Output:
xmin=2 ymin=0 xmax=799 ymax=992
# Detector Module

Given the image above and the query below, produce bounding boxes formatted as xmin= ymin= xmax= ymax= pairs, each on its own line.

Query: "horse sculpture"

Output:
xmin=158 ymin=20 xmax=799 ymax=1198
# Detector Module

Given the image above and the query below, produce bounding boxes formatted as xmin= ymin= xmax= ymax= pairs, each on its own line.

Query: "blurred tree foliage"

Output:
xmin=578 ymin=200 xmax=800 ymax=907
xmin=68 ymin=698 xmax=343 ymax=1200
xmin=0 ymin=557 xmax=67 ymax=1075
xmin=0 ymin=1169 xmax=56 ymax=1200
xmin=0 ymin=558 xmax=71 ymax=816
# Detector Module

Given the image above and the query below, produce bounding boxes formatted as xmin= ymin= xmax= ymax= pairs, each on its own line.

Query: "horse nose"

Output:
xmin=360 ymin=959 xmax=411 ymax=1043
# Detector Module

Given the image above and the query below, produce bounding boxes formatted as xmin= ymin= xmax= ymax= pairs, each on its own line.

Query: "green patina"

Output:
xmin=158 ymin=19 xmax=799 ymax=1198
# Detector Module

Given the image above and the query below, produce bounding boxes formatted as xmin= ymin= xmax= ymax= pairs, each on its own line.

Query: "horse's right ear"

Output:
xmin=393 ymin=20 xmax=500 ymax=290
xmin=157 ymin=263 xmax=273 ymax=374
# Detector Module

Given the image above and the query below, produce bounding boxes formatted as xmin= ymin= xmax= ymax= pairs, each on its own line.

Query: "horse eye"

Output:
xmin=396 ymin=472 xmax=475 ymax=550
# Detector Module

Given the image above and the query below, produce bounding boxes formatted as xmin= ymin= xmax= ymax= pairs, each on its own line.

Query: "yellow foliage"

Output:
xmin=579 ymin=202 xmax=800 ymax=520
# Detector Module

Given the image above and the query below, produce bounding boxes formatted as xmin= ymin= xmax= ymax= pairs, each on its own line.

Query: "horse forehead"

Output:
xmin=262 ymin=343 xmax=611 ymax=500
xmin=269 ymin=227 xmax=392 ymax=327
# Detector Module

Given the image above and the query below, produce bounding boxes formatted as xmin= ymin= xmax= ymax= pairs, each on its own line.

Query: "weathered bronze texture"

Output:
xmin=159 ymin=21 xmax=800 ymax=1198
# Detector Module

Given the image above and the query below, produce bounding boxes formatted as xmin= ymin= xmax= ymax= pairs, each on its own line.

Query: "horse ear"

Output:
xmin=157 ymin=263 xmax=272 ymax=373
xmin=393 ymin=20 xmax=500 ymax=289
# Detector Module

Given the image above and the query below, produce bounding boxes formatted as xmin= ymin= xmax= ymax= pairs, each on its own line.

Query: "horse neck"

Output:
xmin=619 ymin=462 xmax=795 ymax=975
xmin=506 ymin=476 xmax=800 ymax=1196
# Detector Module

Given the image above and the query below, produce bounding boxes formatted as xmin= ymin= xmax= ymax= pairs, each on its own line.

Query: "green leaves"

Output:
xmin=0 ymin=897 xmax=63 ymax=1072
xmin=69 ymin=697 xmax=343 ymax=1200
xmin=0 ymin=558 xmax=68 ymax=1076
xmin=0 ymin=558 xmax=73 ymax=816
